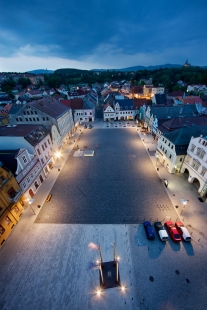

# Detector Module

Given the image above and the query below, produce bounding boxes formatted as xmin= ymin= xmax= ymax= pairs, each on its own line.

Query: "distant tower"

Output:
xmin=46 ymin=68 xmax=48 ymax=74
xmin=183 ymin=59 xmax=190 ymax=67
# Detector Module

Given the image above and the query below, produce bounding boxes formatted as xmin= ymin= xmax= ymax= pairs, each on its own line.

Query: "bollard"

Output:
xmin=116 ymin=262 xmax=119 ymax=283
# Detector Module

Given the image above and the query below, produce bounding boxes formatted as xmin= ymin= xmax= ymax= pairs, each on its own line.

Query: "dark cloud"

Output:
xmin=0 ymin=0 xmax=207 ymax=69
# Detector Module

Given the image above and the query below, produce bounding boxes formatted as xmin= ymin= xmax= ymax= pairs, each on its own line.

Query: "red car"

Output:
xmin=165 ymin=221 xmax=181 ymax=242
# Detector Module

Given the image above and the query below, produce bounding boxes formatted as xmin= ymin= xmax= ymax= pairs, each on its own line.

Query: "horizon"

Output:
xmin=0 ymin=0 xmax=207 ymax=72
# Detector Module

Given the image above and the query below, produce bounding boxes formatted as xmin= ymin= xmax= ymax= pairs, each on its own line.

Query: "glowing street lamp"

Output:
xmin=55 ymin=151 xmax=62 ymax=170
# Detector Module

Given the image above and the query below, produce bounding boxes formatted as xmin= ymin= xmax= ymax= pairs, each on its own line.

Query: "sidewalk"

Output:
xmin=1 ymin=127 xmax=82 ymax=252
xmin=138 ymin=129 xmax=207 ymax=247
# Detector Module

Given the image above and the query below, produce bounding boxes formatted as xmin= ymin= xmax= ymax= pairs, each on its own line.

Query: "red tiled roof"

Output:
xmin=183 ymin=96 xmax=203 ymax=104
xmin=60 ymin=99 xmax=83 ymax=109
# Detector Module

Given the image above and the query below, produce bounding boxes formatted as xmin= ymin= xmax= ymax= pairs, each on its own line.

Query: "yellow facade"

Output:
xmin=0 ymin=164 xmax=23 ymax=248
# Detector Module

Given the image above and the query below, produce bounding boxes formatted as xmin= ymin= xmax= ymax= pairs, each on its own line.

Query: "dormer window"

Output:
xmin=191 ymin=144 xmax=196 ymax=152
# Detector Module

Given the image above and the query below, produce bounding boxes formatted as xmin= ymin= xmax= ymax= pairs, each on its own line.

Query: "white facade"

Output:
xmin=157 ymin=135 xmax=186 ymax=173
xmin=187 ymin=85 xmax=206 ymax=92
xmin=103 ymin=105 xmax=115 ymax=121
xmin=113 ymin=102 xmax=134 ymax=121
xmin=151 ymin=87 xmax=164 ymax=95
xmin=181 ymin=136 xmax=207 ymax=194
xmin=15 ymin=149 xmax=45 ymax=199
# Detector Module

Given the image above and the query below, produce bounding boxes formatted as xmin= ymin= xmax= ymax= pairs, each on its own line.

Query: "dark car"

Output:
xmin=154 ymin=221 xmax=168 ymax=241
xmin=89 ymin=124 xmax=92 ymax=129
xmin=84 ymin=125 xmax=87 ymax=129
xmin=143 ymin=221 xmax=155 ymax=240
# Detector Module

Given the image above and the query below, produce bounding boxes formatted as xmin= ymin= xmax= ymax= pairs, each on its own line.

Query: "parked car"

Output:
xmin=143 ymin=221 xmax=155 ymax=240
xmin=175 ymin=222 xmax=191 ymax=242
xmin=165 ymin=221 xmax=181 ymax=242
xmin=84 ymin=125 xmax=87 ymax=129
xmin=154 ymin=221 xmax=168 ymax=241
xmin=89 ymin=124 xmax=92 ymax=129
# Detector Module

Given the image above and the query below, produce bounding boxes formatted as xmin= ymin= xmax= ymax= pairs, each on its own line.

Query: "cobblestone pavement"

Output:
xmin=35 ymin=128 xmax=177 ymax=224
xmin=1 ymin=122 xmax=207 ymax=310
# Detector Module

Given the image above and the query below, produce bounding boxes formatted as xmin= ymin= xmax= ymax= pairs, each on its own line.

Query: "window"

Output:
xmin=37 ymin=149 xmax=41 ymax=155
xmin=37 ymin=118 xmax=39 ymax=121
xmin=191 ymin=144 xmax=196 ymax=152
xmin=192 ymin=159 xmax=201 ymax=171
xmin=43 ymin=117 xmax=45 ymax=121
xmin=42 ymin=145 xmax=45 ymax=151
xmin=29 ymin=118 xmax=32 ymax=121
xmin=34 ymin=111 xmax=37 ymax=114
xmin=16 ymin=118 xmax=19 ymax=122
xmin=201 ymin=167 xmax=207 ymax=176
xmin=168 ymin=143 xmax=171 ymax=147
xmin=48 ymin=139 xmax=50 ymax=145
xmin=0 ymin=225 xmax=5 ymax=235
xmin=197 ymin=148 xmax=206 ymax=159
xmin=169 ymin=154 xmax=172 ymax=159
xmin=7 ymin=187 xmax=16 ymax=198
xmin=180 ymin=158 xmax=183 ymax=162
xmin=27 ymin=111 xmax=30 ymax=115
xmin=44 ymin=142 xmax=47 ymax=148
xmin=41 ymin=158 xmax=44 ymax=164
xmin=22 ymin=155 xmax=27 ymax=163
xmin=33 ymin=118 xmax=35 ymax=121
xmin=25 ymin=118 xmax=28 ymax=121
xmin=22 ymin=182 xmax=27 ymax=188
xmin=23 ymin=111 xmax=26 ymax=115
xmin=186 ymin=155 xmax=191 ymax=163
xmin=171 ymin=145 xmax=173 ymax=149
xmin=5 ymin=216 xmax=11 ymax=225
xmin=46 ymin=117 xmax=49 ymax=121
xmin=31 ymin=111 xmax=34 ymax=115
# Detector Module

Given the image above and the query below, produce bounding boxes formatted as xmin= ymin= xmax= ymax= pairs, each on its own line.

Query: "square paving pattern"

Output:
xmin=35 ymin=129 xmax=177 ymax=224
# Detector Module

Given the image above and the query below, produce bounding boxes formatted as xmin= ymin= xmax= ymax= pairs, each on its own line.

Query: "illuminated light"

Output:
xmin=96 ymin=260 xmax=99 ymax=264
xmin=121 ymin=286 xmax=125 ymax=291
xmin=55 ymin=151 xmax=61 ymax=158
xmin=117 ymin=256 xmax=120 ymax=261
xmin=97 ymin=290 xmax=101 ymax=296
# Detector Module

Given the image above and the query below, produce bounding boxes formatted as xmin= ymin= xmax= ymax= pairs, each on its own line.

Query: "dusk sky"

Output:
xmin=0 ymin=0 xmax=207 ymax=72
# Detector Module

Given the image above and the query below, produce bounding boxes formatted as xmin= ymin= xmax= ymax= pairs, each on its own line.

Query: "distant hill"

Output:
xmin=91 ymin=64 xmax=183 ymax=72
xmin=91 ymin=64 xmax=207 ymax=72
xmin=26 ymin=69 xmax=54 ymax=74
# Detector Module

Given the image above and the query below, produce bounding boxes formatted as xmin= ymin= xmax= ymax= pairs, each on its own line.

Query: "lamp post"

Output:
xmin=180 ymin=199 xmax=188 ymax=215
xmin=55 ymin=151 xmax=62 ymax=171
xmin=26 ymin=198 xmax=35 ymax=215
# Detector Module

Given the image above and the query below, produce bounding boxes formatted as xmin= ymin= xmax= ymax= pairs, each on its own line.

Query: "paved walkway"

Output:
xmin=138 ymin=129 xmax=207 ymax=247
xmin=0 ymin=122 xmax=207 ymax=310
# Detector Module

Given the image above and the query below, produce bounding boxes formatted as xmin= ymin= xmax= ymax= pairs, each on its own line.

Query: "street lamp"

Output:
xmin=55 ymin=151 xmax=62 ymax=170
xmin=25 ymin=198 xmax=35 ymax=215
xmin=180 ymin=198 xmax=188 ymax=215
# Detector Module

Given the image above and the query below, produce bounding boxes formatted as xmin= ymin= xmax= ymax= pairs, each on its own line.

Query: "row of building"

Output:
xmin=0 ymin=91 xmax=99 ymax=247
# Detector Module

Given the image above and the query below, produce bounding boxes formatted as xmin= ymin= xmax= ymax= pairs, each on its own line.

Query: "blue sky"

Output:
xmin=0 ymin=0 xmax=207 ymax=72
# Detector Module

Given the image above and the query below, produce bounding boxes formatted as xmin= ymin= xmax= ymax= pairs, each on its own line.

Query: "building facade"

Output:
xmin=0 ymin=163 xmax=23 ymax=248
